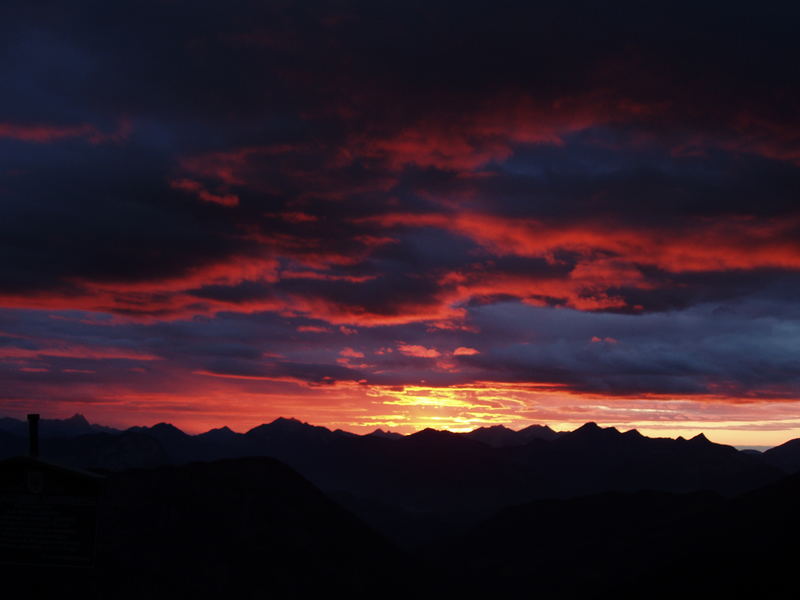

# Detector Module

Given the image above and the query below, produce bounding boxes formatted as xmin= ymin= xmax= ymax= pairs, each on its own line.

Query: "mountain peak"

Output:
xmin=565 ymin=422 xmax=621 ymax=441
xmin=464 ymin=424 xmax=534 ymax=447
xmin=246 ymin=417 xmax=314 ymax=434
xmin=367 ymin=428 xmax=404 ymax=440
xmin=270 ymin=417 xmax=308 ymax=429
xmin=151 ymin=422 xmax=187 ymax=435
xmin=475 ymin=425 xmax=513 ymax=432
xmin=575 ymin=422 xmax=602 ymax=433
xmin=412 ymin=427 xmax=441 ymax=436
xmin=65 ymin=413 xmax=90 ymax=425
xmin=246 ymin=417 xmax=334 ymax=442
xmin=332 ymin=428 xmax=357 ymax=437
xmin=200 ymin=425 xmax=236 ymax=436
xmin=408 ymin=427 xmax=460 ymax=441
xmin=516 ymin=424 xmax=560 ymax=443
xmin=519 ymin=424 xmax=555 ymax=432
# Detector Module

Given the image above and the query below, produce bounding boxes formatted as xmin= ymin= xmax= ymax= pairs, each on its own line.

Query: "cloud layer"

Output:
xmin=1 ymin=1 xmax=799 ymax=440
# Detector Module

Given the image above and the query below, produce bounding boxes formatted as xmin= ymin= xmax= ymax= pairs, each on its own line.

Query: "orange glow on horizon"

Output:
xmin=4 ymin=362 xmax=800 ymax=447
xmin=6 ymin=381 xmax=800 ymax=447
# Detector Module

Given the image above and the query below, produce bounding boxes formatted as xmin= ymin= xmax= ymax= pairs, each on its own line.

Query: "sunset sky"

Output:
xmin=2 ymin=1 xmax=800 ymax=445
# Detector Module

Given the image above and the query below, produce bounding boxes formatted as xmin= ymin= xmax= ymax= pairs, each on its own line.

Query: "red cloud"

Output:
xmin=332 ymin=84 xmax=800 ymax=176
xmin=0 ymin=255 xmax=282 ymax=320
xmin=0 ymin=119 xmax=132 ymax=144
xmin=3 ymin=208 xmax=798 ymax=324
xmin=397 ymin=343 xmax=441 ymax=358
xmin=280 ymin=212 xmax=319 ymax=223
xmin=0 ymin=122 xmax=98 ymax=142
xmin=453 ymin=347 xmax=480 ymax=356
xmin=436 ymin=268 xmax=630 ymax=312
xmin=169 ymin=178 xmax=239 ymax=207
xmin=2 ymin=205 xmax=797 ymax=326
xmin=177 ymin=143 xmax=397 ymax=203
xmin=83 ymin=256 xmax=280 ymax=294
xmin=178 ymin=144 xmax=305 ymax=186
xmin=340 ymin=347 xmax=365 ymax=358
xmin=340 ymin=94 xmax=646 ymax=172
xmin=590 ymin=337 xmax=618 ymax=344
xmin=297 ymin=325 xmax=332 ymax=333
xmin=369 ymin=212 xmax=800 ymax=273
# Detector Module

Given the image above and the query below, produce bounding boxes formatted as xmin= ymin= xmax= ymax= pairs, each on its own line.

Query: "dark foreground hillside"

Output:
xmin=3 ymin=450 xmax=800 ymax=600
xmin=435 ymin=475 xmax=800 ymax=599
xmin=0 ymin=457 xmax=422 ymax=600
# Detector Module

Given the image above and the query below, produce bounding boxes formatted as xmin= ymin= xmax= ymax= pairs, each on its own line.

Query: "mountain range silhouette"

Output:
xmin=3 ymin=414 xmax=800 ymax=598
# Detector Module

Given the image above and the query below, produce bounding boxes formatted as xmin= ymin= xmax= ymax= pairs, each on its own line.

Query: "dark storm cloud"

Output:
xmin=0 ymin=138 xmax=252 ymax=291
xmin=446 ymin=136 xmax=800 ymax=225
xmin=463 ymin=301 xmax=800 ymax=397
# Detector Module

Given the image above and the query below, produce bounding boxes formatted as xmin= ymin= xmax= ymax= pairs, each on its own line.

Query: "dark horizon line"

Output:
xmin=0 ymin=412 xmax=785 ymax=451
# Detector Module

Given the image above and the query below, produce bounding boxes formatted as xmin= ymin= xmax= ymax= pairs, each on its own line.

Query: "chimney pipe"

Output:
xmin=27 ymin=413 xmax=40 ymax=458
